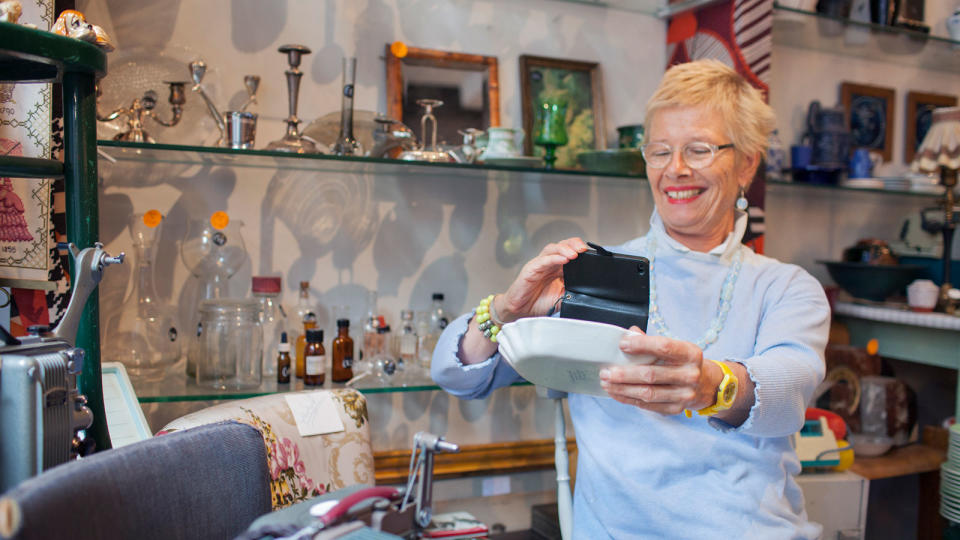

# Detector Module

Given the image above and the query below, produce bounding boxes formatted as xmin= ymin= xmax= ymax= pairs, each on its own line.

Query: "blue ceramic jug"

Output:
xmin=806 ymin=100 xmax=850 ymax=169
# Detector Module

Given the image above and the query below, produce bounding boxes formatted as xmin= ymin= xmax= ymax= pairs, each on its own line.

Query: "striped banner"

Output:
xmin=667 ymin=0 xmax=773 ymax=253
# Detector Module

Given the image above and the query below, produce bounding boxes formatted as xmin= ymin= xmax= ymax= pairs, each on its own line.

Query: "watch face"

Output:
xmin=722 ymin=382 xmax=737 ymax=404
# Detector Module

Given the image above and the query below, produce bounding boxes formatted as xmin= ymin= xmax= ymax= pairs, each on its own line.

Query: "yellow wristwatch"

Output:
xmin=696 ymin=360 xmax=738 ymax=417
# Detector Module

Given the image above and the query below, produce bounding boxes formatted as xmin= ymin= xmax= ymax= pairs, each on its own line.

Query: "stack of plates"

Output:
xmin=882 ymin=177 xmax=913 ymax=191
xmin=909 ymin=173 xmax=945 ymax=194
xmin=940 ymin=424 xmax=960 ymax=522
xmin=840 ymin=177 xmax=884 ymax=190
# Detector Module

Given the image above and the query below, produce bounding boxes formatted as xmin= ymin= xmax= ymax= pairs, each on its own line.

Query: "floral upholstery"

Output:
xmin=158 ymin=388 xmax=373 ymax=510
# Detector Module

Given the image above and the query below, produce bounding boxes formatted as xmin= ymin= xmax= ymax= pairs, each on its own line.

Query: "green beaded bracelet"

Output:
xmin=475 ymin=294 xmax=501 ymax=343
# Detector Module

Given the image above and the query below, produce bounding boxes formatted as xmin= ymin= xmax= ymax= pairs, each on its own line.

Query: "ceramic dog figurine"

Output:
xmin=51 ymin=9 xmax=114 ymax=51
xmin=0 ymin=0 xmax=22 ymax=24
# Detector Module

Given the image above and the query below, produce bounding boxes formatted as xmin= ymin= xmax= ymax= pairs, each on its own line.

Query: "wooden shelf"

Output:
xmin=849 ymin=443 xmax=945 ymax=480
xmin=373 ymin=438 xmax=577 ymax=485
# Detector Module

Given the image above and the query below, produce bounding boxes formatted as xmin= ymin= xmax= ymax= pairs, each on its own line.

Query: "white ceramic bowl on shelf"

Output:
xmin=497 ymin=317 xmax=655 ymax=396
xmin=848 ymin=433 xmax=894 ymax=457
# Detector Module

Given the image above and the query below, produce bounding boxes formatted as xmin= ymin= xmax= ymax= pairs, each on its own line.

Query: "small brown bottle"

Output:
xmin=331 ymin=319 xmax=355 ymax=383
xmin=303 ymin=328 xmax=326 ymax=386
xmin=277 ymin=331 xmax=291 ymax=384
xmin=296 ymin=311 xmax=318 ymax=379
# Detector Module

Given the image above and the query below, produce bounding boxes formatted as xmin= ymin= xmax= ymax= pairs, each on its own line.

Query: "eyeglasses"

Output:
xmin=640 ymin=141 xmax=735 ymax=170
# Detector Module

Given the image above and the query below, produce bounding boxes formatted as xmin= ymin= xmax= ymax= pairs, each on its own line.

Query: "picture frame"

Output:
xmin=519 ymin=55 xmax=605 ymax=169
xmin=840 ymin=82 xmax=895 ymax=162
xmin=905 ymin=91 xmax=957 ymax=164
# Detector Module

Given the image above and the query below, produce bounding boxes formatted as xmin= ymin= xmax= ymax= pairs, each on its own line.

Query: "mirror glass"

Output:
xmin=386 ymin=44 xmax=500 ymax=149
xmin=402 ymin=64 xmax=489 ymax=146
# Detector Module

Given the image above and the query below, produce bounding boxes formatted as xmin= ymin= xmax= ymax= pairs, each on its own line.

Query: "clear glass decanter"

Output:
xmin=103 ymin=212 xmax=181 ymax=379
xmin=180 ymin=212 xmax=248 ymax=377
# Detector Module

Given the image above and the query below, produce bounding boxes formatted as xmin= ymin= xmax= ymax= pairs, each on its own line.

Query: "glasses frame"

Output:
xmin=641 ymin=141 xmax=735 ymax=170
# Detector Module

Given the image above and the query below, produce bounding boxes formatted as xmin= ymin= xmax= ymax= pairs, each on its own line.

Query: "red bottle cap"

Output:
xmin=252 ymin=276 xmax=282 ymax=294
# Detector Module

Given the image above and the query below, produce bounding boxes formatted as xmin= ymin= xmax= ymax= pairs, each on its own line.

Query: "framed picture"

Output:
xmin=905 ymin=91 xmax=957 ymax=164
xmin=519 ymin=55 xmax=605 ymax=169
xmin=840 ymin=82 xmax=895 ymax=162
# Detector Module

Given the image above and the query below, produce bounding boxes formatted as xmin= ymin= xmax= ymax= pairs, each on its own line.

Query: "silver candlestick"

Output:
xmin=96 ymin=81 xmax=187 ymax=143
xmin=266 ymin=44 xmax=322 ymax=153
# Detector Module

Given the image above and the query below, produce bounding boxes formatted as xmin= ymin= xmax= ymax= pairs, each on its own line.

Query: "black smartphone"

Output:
xmin=559 ymin=242 xmax=649 ymax=331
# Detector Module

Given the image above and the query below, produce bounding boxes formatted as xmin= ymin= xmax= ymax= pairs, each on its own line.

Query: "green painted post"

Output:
xmin=62 ymin=70 xmax=111 ymax=452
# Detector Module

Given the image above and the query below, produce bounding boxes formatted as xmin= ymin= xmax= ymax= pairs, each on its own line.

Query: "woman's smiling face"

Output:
xmin=645 ymin=105 xmax=757 ymax=252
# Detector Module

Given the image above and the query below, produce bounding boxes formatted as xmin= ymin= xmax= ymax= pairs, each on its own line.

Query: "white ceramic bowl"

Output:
xmin=907 ymin=279 xmax=939 ymax=312
xmin=848 ymin=433 xmax=893 ymax=457
xmin=497 ymin=317 xmax=655 ymax=396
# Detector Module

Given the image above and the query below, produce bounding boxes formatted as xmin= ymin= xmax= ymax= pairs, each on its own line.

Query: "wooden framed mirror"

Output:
xmin=385 ymin=44 xmax=500 ymax=147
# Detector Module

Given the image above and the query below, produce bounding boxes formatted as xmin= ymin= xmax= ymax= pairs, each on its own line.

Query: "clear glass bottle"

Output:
xmin=303 ymin=328 xmax=326 ymax=386
xmin=331 ymin=318 xmax=354 ymax=383
xmin=397 ymin=309 xmax=418 ymax=378
xmin=181 ymin=214 xmax=247 ymax=378
xmin=252 ymin=276 xmax=285 ymax=377
xmin=360 ymin=290 xmax=380 ymax=363
xmin=372 ymin=324 xmax=396 ymax=386
xmin=295 ymin=280 xmax=314 ymax=327
xmin=429 ymin=292 xmax=448 ymax=333
xmin=103 ymin=212 xmax=181 ymax=380
xmin=416 ymin=311 xmax=434 ymax=371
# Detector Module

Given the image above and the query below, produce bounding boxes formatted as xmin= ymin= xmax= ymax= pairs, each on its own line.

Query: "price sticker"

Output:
xmin=210 ymin=211 xmax=230 ymax=230
xmin=142 ymin=210 xmax=163 ymax=228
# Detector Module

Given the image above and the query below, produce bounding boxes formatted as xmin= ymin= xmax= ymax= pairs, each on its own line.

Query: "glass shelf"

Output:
xmin=132 ymin=368 xmax=530 ymax=403
xmin=768 ymin=178 xmax=947 ymax=198
xmin=549 ymin=0 xmax=722 ymax=18
xmin=97 ymin=140 xmax=646 ymax=184
xmin=773 ymin=3 xmax=960 ymax=73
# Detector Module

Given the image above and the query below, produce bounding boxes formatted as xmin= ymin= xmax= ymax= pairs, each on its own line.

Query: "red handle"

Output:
xmin=318 ymin=486 xmax=401 ymax=527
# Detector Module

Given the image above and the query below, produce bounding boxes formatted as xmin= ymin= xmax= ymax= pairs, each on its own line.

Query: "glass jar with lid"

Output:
xmin=195 ymin=299 xmax=263 ymax=390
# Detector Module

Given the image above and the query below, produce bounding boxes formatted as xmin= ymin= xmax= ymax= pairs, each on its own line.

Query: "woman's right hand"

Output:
xmin=497 ymin=237 xmax=589 ymax=322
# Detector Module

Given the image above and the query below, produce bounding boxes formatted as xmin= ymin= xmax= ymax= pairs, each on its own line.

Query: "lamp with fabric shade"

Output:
xmin=911 ymin=106 xmax=960 ymax=312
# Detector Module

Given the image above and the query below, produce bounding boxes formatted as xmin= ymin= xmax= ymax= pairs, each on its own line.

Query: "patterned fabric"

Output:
xmin=158 ymin=388 xmax=373 ymax=511
xmin=666 ymin=0 xmax=774 ymax=254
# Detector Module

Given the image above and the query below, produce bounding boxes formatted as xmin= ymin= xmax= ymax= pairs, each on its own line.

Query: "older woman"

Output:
xmin=432 ymin=59 xmax=829 ymax=539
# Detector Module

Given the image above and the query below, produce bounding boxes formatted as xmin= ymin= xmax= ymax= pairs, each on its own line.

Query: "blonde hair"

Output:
xmin=643 ymin=60 xmax=775 ymax=162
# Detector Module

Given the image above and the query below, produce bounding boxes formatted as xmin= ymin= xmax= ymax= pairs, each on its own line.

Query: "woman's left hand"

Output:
xmin=599 ymin=326 xmax=722 ymax=415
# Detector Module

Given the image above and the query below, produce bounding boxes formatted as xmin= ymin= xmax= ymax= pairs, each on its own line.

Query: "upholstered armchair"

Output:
xmin=159 ymin=388 xmax=374 ymax=511
xmin=0 ymin=421 xmax=271 ymax=540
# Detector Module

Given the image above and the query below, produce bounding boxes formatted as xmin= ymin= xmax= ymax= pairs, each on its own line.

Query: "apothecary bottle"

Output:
xmin=304 ymin=328 xmax=326 ymax=386
xmin=277 ymin=331 xmax=291 ymax=384
xmin=296 ymin=311 xmax=318 ymax=379
xmin=331 ymin=318 xmax=354 ymax=383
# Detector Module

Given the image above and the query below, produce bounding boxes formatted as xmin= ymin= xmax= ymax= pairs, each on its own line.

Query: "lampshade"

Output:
xmin=913 ymin=107 xmax=960 ymax=173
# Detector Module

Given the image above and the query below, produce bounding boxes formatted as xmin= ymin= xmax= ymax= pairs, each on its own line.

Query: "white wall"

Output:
xmin=81 ymin=0 xmax=960 ymax=530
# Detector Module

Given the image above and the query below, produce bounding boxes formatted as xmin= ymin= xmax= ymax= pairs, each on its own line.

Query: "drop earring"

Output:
xmin=735 ymin=186 xmax=749 ymax=211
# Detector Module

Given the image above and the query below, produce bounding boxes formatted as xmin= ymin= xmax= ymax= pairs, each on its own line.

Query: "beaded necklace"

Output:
xmin=646 ymin=232 xmax=743 ymax=350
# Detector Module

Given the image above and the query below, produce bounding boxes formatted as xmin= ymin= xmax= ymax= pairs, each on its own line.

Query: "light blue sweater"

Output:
xmin=431 ymin=211 xmax=831 ymax=539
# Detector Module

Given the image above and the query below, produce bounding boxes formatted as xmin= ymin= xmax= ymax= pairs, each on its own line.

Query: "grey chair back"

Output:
xmin=0 ymin=421 xmax=271 ymax=540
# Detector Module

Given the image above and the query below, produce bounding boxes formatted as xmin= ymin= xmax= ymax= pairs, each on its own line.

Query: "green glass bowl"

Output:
xmin=575 ymin=149 xmax=645 ymax=176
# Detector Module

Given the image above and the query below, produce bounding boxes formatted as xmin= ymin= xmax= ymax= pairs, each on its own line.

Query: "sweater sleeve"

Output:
xmin=733 ymin=266 xmax=830 ymax=437
xmin=430 ymin=312 xmax=523 ymax=399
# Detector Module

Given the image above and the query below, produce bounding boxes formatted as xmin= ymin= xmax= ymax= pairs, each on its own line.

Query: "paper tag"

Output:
xmin=284 ymin=392 xmax=345 ymax=437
